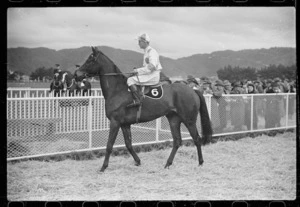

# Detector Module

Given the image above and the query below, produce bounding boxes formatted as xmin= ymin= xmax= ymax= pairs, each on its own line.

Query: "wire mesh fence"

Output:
xmin=7 ymin=89 xmax=297 ymax=161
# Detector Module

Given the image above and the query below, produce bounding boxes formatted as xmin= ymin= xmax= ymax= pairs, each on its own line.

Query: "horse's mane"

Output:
xmin=98 ymin=50 xmax=128 ymax=82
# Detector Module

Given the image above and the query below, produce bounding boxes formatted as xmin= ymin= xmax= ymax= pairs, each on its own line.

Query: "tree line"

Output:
xmin=7 ymin=67 xmax=55 ymax=81
xmin=216 ymin=64 xmax=296 ymax=83
xmin=8 ymin=64 xmax=296 ymax=82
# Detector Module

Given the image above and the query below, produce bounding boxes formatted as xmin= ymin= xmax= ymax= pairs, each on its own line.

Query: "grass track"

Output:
xmin=7 ymin=132 xmax=296 ymax=201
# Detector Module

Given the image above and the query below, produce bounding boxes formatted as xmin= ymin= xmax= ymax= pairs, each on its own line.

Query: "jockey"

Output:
xmin=53 ymin=64 xmax=62 ymax=76
xmin=127 ymin=33 xmax=163 ymax=107
xmin=50 ymin=64 xmax=63 ymax=92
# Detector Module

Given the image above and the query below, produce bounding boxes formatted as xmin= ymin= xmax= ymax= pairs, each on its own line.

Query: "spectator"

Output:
xmin=254 ymin=80 xmax=264 ymax=93
xmin=213 ymin=80 xmax=228 ymax=132
xmin=202 ymin=80 xmax=213 ymax=95
xmin=242 ymin=80 xmax=248 ymax=93
xmin=253 ymin=80 xmax=265 ymax=118
xmin=282 ymin=79 xmax=290 ymax=93
xmin=274 ymin=77 xmax=285 ymax=93
xmin=263 ymin=79 xmax=273 ymax=93
xmin=264 ymin=81 xmax=283 ymax=128
xmin=244 ymin=82 xmax=258 ymax=130
xmin=288 ymin=80 xmax=296 ymax=119
xmin=230 ymin=81 xmax=245 ymax=131
xmin=203 ymin=80 xmax=220 ymax=133
xmin=223 ymin=80 xmax=232 ymax=94
xmin=186 ymin=75 xmax=200 ymax=90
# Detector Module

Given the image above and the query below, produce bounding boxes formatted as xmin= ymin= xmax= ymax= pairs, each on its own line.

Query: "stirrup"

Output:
xmin=127 ymin=100 xmax=141 ymax=108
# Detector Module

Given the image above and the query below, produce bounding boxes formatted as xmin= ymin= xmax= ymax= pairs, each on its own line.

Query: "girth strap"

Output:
xmin=135 ymin=86 xmax=145 ymax=123
xmin=136 ymin=103 xmax=142 ymax=123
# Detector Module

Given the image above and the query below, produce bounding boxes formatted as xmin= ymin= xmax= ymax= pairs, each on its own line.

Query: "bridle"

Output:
xmin=80 ymin=52 xmax=136 ymax=77
xmin=53 ymin=76 xmax=63 ymax=88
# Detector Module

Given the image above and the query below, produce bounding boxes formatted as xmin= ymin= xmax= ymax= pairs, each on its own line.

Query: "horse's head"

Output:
xmin=51 ymin=75 xmax=64 ymax=95
xmin=53 ymin=74 xmax=63 ymax=87
xmin=75 ymin=46 xmax=118 ymax=82
xmin=74 ymin=46 xmax=101 ymax=81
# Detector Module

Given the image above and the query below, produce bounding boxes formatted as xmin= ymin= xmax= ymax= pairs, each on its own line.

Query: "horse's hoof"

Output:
xmin=198 ymin=161 xmax=204 ymax=166
xmin=135 ymin=161 xmax=141 ymax=166
xmin=98 ymin=167 xmax=106 ymax=173
xmin=164 ymin=163 xmax=171 ymax=169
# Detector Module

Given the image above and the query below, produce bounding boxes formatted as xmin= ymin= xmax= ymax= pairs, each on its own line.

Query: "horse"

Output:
xmin=75 ymin=46 xmax=212 ymax=172
xmin=61 ymin=70 xmax=92 ymax=96
xmin=61 ymin=71 xmax=81 ymax=96
xmin=49 ymin=74 xmax=64 ymax=97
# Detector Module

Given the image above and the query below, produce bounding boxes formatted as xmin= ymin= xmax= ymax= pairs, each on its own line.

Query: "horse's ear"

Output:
xmin=91 ymin=46 xmax=98 ymax=55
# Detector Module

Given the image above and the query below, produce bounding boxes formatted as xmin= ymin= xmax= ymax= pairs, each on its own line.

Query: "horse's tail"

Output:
xmin=194 ymin=90 xmax=213 ymax=145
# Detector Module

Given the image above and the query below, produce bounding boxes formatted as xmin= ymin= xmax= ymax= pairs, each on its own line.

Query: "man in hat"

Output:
xmin=273 ymin=77 xmax=285 ymax=92
xmin=202 ymin=79 xmax=213 ymax=95
xmin=186 ymin=75 xmax=200 ymax=90
xmin=264 ymin=81 xmax=283 ymax=128
xmin=212 ymin=80 xmax=228 ymax=132
xmin=254 ymin=80 xmax=264 ymax=93
xmin=282 ymin=79 xmax=290 ymax=93
xmin=230 ymin=81 xmax=245 ymax=131
xmin=127 ymin=33 xmax=162 ymax=107
xmin=264 ymin=79 xmax=273 ymax=93
xmin=223 ymin=80 xmax=232 ymax=94
xmin=244 ymin=82 xmax=258 ymax=130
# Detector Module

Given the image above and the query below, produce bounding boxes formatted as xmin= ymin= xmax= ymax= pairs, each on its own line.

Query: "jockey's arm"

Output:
xmin=134 ymin=63 xmax=156 ymax=75
xmin=134 ymin=50 xmax=159 ymax=75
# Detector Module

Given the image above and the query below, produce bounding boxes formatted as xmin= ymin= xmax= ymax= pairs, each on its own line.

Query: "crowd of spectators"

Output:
xmin=181 ymin=75 xmax=297 ymax=133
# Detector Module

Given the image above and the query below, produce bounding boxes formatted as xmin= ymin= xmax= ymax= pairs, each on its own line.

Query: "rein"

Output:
xmin=99 ymin=72 xmax=134 ymax=76
xmin=92 ymin=52 xmax=135 ymax=77
xmin=53 ymin=80 xmax=62 ymax=88
xmin=66 ymin=79 xmax=75 ymax=89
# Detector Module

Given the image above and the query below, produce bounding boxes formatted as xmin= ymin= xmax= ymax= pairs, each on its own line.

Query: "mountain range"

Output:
xmin=7 ymin=46 xmax=296 ymax=78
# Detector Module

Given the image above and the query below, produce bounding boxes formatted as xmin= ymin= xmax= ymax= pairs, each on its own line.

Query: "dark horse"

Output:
xmin=49 ymin=74 xmax=64 ymax=97
xmin=75 ymin=46 xmax=212 ymax=172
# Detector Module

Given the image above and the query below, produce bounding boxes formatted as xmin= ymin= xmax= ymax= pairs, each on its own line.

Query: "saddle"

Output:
xmin=136 ymin=72 xmax=171 ymax=98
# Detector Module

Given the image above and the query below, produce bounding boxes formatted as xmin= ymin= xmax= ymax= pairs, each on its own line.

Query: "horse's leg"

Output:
xmin=165 ymin=113 xmax=182 ymax=169
xmin=185 ymin=122 xmax=204 ymax=166
xmin=121 ymin=125 xmax=141 ymax=166
xmin=99 ymin=119 xmax=120 ymax=172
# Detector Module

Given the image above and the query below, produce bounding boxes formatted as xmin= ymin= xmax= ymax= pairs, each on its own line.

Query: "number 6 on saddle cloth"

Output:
xmin=138 ymin=85 xmax=163 ymax=99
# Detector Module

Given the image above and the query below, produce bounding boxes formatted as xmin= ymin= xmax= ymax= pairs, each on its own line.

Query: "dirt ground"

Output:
xmin=7 ymin=132 xmax=296 ymax=201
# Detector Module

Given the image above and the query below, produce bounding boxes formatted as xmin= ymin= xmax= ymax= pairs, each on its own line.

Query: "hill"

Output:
xmin=7 ymin=46 xmax=296 ymax=78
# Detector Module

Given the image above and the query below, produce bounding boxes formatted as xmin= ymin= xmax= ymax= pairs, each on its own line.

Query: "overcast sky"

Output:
xmin=7 ymin=7 xmax=295 ymax=59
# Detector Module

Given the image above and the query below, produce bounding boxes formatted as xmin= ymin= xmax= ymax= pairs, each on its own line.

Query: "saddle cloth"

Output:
xmin=137 ymin=84 xmax=164 ymax=99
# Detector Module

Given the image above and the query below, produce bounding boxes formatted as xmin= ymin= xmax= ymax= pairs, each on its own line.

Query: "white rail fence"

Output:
xmin=7 ymin=89 xmax=297 ymax=161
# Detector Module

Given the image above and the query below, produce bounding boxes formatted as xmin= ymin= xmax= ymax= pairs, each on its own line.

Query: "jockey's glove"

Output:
xmin=130 ymin=72 xmax=138 ymax=77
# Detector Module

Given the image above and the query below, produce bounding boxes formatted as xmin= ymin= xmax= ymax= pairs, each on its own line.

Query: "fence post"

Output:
xmin=155 ymin=118 xmax=161 ymax=142
xmin=285 ymin=93 xmax=289 ymax=128
xmin=88 ymin=97 xmax=93 ymax=149
xmin=250 ymin=94 xmax=254 ymax=131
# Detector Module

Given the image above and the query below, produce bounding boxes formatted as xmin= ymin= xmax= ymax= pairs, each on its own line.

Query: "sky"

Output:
xmin=7 ymin=7 xmax=295 ymax=59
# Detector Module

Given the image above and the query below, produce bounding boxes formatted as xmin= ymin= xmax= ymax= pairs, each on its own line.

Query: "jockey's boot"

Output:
xmin=127 ymin=84 xmax=141 ymax=108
